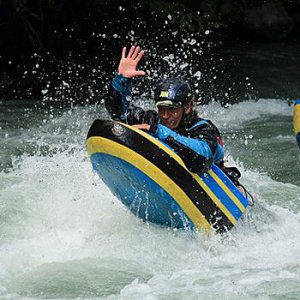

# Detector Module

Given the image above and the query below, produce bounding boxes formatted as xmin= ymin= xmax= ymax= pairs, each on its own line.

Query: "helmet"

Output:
xmin=154 ymin=77 xmax=193 ymax=107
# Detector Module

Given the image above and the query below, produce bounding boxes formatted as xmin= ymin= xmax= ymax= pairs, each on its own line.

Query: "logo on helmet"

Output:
xmin=155 ymin=77 xmax=193 ymax=106
xmin=160 ymin=91 xmax=169 ymax=98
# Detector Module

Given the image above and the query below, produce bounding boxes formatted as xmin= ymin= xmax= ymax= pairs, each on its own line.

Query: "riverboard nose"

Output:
xmin=294 ymin=99 xmax=300 ymax=147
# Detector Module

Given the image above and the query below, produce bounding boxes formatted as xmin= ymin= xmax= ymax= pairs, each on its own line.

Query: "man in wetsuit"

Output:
xmin=105 ymin=45 xmax=241 ymax=183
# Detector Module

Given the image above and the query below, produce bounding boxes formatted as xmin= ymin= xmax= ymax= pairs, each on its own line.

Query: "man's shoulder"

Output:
xmin=189 ymin=117 xmax=213 ymax=129
xmin=189 ymin=117 xmax=221 ymax=136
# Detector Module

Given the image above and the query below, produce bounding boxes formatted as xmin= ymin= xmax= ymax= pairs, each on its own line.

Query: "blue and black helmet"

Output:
xmin=154 ymin=77 xmax=193 ymax=107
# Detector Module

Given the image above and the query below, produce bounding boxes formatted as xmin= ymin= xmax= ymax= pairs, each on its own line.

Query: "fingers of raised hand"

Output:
xmin=121 ymin=47 xmax=126 ymax=59
xmin=125 ymin=46 xmax=143 ymax=60
xmin=135 ymin=50 xmax=144 ymax=63
xmin=132 ymin=46 xmax=141 ymax=59
xmin=127 ymin=46 xmax=135 ymax=58
xmin=134 ymin=70 xmax=146 ymax=76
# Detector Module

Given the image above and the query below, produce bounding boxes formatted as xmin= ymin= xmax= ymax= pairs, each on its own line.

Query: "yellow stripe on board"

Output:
xmin=120 ymin=123 xmax=237 ymax=224
xmin=294 ymin=103 xmax=300 ymax=134
xmin=86 ymin=136 xmax=212 ymax=233
xmin=208 ymin=170 xmax=246 ymax=213
xmin=120 ymin=122 xmax=188 ymax=167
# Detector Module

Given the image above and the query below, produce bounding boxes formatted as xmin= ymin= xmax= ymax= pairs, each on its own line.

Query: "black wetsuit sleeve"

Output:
xmin=105 ymin=87 xmax=124 ymax=121
xmin=188 ymin=120 xmax=220 ymax=156
xmin=190 ymin=120 xmax=242 ymax=184
xmin=105 ymin=73 xmax=159 ymax=128
xmin=126 ymin=107 xmax=159 ymax=128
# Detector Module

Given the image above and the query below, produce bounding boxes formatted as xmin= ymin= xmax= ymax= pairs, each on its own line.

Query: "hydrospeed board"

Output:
xmin=86 ymin=119 xmax=249 ymax=234
xmin=294 ymin=99 xmax=300 ymax=148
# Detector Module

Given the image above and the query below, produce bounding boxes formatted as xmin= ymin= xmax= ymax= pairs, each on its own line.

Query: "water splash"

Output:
xmin=0 ymin=100 xmax=299 ymax=299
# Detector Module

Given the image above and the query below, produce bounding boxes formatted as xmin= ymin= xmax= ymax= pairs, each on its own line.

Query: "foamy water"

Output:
xmin=0 ymin=99 xmax=299 ymax=299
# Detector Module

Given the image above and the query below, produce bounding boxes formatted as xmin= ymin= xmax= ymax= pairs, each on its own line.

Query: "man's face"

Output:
xmin=157 ymin=106 xmax=185 ymax=130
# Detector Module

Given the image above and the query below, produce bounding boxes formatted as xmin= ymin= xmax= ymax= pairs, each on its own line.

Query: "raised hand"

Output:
xmin=118 ymin=46 xmax=146 ymax=78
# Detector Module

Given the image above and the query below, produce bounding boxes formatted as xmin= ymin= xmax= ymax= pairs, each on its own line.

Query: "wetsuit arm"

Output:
xmin=153 ymin=124 xmax=214 ymax=173
xmin=106 ymin=73 xmax=160 ymax=127
xmin=156 ymin=124 xmax=213 ymax=158
xmin=105 ymin=73 xmax=132 ymax=121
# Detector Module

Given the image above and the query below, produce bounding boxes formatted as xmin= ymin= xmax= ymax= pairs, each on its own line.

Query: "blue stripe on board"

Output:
xmin=295 ymin=99 xmax=300 ymax=105
xmin=91 ymin=152 xmax=195 ymax=230
xmin=211 ymin=165 xmax=248 ymax=208
xmin=199 ymin=172 xmax=242 ymax=220
xmin=296 ymin=132 xmax=300 ymax=147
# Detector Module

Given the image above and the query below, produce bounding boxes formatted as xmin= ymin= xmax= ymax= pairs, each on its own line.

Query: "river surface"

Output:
xmin=0 ymin=98 xmax=299 ymax=299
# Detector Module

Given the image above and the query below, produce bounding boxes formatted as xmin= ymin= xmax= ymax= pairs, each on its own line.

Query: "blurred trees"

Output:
xmin=1 ymin=0 xmax=300 ymax=102
xmin=1 ymin=0 xmax=299 ymax=54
